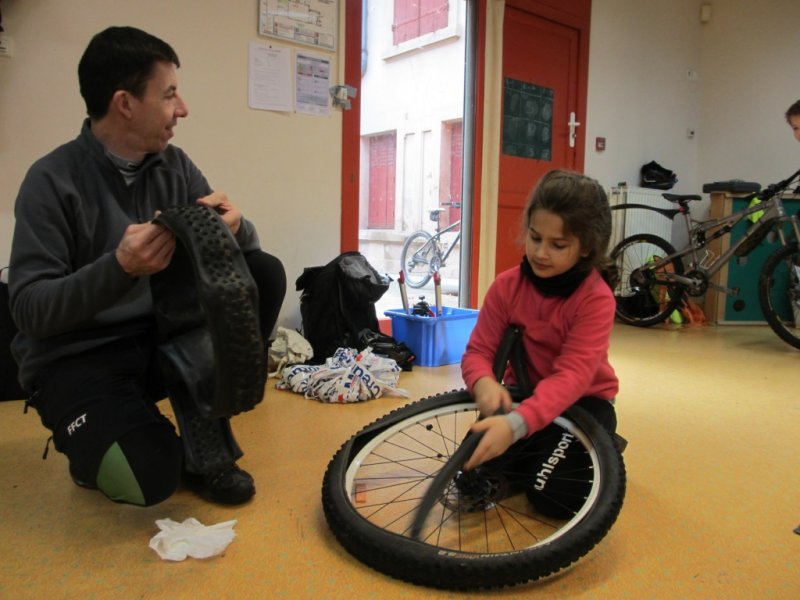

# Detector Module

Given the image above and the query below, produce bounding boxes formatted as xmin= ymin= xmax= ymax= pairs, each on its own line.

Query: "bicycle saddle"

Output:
xmin=150 ymin=205 xmax=267 ymax=419
xmin=662 ymin=193 xmax=701 ymax=203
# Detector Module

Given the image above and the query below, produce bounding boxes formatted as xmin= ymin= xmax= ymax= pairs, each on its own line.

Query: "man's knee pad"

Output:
xmin=96 ymin=423 xmax=182 ymax=506
xmin=53 ymin=395 xmax=174 ymax=491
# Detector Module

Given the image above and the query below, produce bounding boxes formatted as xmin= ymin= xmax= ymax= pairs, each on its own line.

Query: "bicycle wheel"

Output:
xmin=401 ymin=231 xmax=437 ymax=288
xmin=322 ymin=389 xmax=626 ymax=590
xmin=611 ymin=234 xmax=685 ymax=327
xmin=759 ymin=241 xmax=800 ymax=350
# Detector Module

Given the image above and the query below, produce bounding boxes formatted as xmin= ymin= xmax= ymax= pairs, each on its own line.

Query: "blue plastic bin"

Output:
xmin=384 ymin=307 xmax=479 ymax=367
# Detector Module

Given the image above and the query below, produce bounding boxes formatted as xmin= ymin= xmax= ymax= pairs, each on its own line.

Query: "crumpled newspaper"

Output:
xmin=277 ymin=347 xmax=408 ymax=403
xmin=149 ymin=517 xmax=237 ymax=561
xmin=268 ymin=327 xmax=314 ymax=377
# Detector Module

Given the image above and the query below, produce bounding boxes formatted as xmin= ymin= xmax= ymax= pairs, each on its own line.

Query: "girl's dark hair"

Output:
xmin=78 ymin=26 xmax=180 ymax=119
xmin=785 ymin=99 xmax=800 ymax=123
xmin=522 ymin=169 xmax=618 ymax=287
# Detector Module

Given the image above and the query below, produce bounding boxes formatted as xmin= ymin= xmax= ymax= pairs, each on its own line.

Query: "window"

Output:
xmin=352 ymin=1 xmax=470 ymax=314
xmin=367 ymin=132 xmax=397 ymax=229
xmin=393 ymin=0 xmax=449 ymax=45
xmin=440 ymin=120 xmax=463 ymax=228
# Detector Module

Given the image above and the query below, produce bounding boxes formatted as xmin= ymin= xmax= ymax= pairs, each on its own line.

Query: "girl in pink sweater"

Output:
xmin=462 ymin=169 xmax=619 ymax=470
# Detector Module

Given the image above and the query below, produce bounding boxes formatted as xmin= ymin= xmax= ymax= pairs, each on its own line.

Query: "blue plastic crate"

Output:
xmin=384 ymin=307 xmax=479 ymax=367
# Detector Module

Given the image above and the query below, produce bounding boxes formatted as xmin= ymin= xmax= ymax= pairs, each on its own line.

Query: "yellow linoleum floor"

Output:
xmin=1 ymin=323 xmax=798 ymax=599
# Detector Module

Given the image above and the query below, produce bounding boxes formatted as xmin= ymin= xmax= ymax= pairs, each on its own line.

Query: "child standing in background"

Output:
xmin=785 ymin=99 xmax=800 ymax=141
xmin=462 ymin=169 xmax=619 ymax=471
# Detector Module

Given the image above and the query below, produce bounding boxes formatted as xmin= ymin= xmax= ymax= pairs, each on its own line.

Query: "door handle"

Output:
xmin=568 ymin=111 xmax=581 ymax=148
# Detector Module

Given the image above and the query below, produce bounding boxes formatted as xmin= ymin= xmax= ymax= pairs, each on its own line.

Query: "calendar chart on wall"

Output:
xmin=258 ymin=0 xmax=337 ymax=51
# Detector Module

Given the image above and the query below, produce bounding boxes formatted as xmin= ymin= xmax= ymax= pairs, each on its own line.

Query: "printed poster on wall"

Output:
xmin=259 ymin=0 xmax=337 ymax=51
xmin=502 ymin=78 xmax=554 ymax=160
xmin=295 ymin=52 xmax=330 ymax=116
xmin=248 ymin=42 xmax=292 ymax=112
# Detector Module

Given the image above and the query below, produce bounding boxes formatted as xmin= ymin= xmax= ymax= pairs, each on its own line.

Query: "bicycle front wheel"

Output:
xmin=321 ymin=389 xmax=626 ymax=590
xmin=401 ymin=231 xmax=436 ymax=288
xmin=759 ymin=241 xmax=800 ymax=350
xmin=611 ymin=234 xmax=685 ymax=327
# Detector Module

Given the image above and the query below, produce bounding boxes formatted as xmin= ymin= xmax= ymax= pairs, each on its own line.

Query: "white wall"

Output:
xmin=697 ymin=0 xmax=800 ymax=185
xmin=585 ymin=0 xmax=702 ymax=193
xmin=586 ymin=0 xmax=800 ymax=215
xmin=0 ymin=0 xmax=344 ymax=330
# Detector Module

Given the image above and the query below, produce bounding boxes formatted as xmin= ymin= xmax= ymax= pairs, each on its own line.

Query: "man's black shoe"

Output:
xmin=184 ymin=463 xmax=255 ymax=505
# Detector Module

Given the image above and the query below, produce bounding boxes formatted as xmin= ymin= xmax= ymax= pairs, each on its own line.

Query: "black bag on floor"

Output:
xmin=296 ymin=252 xmax=390 ymax=364
xmin=358 ymin=329 xmax=415 ymax=371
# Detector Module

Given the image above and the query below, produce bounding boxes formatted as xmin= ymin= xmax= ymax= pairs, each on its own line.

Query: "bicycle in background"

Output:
xmin=401 ymin=202 xmax=461 ymax=288
xmin=611 ymin=168 xmax=800 ymax=349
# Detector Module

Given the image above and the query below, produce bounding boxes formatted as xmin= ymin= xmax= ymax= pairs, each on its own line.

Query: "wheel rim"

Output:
xmin=613 ymin=236 xmax=682 ymax=324
xmin=343 ymin=402 xmax=602 ymax=554
xmin=404 ymin=235 xmax=435 ymax=287
xmin=761 ymin=245 xmax=800 ymax=348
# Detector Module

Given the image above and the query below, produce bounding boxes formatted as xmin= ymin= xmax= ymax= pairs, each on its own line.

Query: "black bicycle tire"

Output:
xmin=611 ymin=233 xmax=685 ymax=327
xmin=401 ymin=231 xmax=436 ymax=288
xmin=759 ymin=241 xmax=800 ymax=350
xmin=151 ymin=205 xmax=267 ymax=418
xmin=321 ymin=389 xmax=626 ymax=590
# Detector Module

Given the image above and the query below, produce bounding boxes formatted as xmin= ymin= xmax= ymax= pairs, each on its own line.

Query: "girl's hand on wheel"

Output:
xmin=472 ymin=377 xmax=512 ymax=418
xmin=463 ymin=416 xmax=513 ymax=471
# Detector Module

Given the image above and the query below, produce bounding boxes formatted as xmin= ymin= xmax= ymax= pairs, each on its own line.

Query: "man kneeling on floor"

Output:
xmin=7 ymin=26 xmax=286 ymax=506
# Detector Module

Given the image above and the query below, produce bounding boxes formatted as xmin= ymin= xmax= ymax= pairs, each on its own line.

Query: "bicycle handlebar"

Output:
xmin=757 ymin=167 xmax=800 ymax=201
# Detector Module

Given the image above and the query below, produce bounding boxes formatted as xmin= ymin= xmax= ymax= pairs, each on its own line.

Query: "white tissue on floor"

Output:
xmin=149 ymin=517 xmax=237 ymax=561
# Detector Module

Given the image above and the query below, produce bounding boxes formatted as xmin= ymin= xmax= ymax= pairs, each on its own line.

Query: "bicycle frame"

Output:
xmin=668 ymin=196 xmax=800 ymax=292
xmin=434 ymin=219 xmax=462 ymax=265
xmin=620 ymin=171 xmax=800 ymax=297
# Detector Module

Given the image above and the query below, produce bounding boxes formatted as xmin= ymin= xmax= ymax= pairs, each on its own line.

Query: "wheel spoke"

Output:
xmin=344 ymin=403 xmax=603 ymax=551
xmin=759 ymin=242 xmax=800 ymax=349
xmin=401 ymin=232 xmax=436 ymax=288
xmin=611 ymin=234 xmax=684 ymax=326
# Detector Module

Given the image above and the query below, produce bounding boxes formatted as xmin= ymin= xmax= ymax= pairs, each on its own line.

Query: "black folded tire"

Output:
xmin=151 ymin=205 xmax=267 ymax=419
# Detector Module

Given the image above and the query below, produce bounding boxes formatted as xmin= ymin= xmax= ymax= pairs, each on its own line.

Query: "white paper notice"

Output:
xmin=248 ymin=42 xmax=292 ymax=112
xmin=295 ymin=52 xmax=331 ymax=117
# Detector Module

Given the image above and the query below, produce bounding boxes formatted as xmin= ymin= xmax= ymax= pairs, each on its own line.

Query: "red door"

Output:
xmin=495 ymin=3 xmax=589 ymax=275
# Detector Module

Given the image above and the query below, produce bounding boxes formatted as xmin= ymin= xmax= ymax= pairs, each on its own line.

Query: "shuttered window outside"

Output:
xmin=393 ymin=0 xmax=449 ymax=45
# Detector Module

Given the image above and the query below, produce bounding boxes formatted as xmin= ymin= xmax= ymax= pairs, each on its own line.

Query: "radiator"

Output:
xmin=609 ymin=186 xmax=674 ymax=247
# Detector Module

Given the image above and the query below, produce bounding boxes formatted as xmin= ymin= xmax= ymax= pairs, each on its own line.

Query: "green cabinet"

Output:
xmin=713 ymin=195 xmax=800 ymax=323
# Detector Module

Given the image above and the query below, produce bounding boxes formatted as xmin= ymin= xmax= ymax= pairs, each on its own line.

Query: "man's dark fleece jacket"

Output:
xmin=8 ymin=119 xmax=261 ymax=391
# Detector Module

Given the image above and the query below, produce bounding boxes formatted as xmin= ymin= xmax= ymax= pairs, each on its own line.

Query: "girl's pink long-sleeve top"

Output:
xmin=461 ymin=266 xmax=619 ymax=436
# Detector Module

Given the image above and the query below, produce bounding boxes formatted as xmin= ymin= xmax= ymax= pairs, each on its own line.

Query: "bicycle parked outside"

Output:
xmin=611 ymin=168 xmax=800 ymax=349
xmin=401 ymin=202 xmax=461 ymax=288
